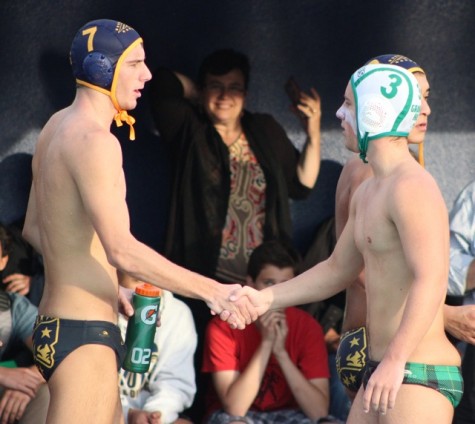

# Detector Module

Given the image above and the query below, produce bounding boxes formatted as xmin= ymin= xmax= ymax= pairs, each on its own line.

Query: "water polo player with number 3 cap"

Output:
xmin=233 ymin=62 xmax=462 ymax=422
xmin=335 ymin=55 xmax=432 ymax=401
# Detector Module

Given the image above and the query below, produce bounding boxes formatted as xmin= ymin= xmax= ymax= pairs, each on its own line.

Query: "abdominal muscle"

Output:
xmin=366 ymin=281 xmax=461 ymax=367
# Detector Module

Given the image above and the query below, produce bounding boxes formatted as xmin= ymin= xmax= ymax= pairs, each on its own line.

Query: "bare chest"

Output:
xmin=353 ymin=185 xmax=400 ymax=255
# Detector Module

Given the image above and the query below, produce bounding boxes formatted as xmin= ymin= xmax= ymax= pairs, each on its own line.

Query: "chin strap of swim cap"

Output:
xmin=113 ymin=110 xmax=136 ymax=140
xmin=418 ymin=143 xmax=424 ymax=167
xmin=359 ymin=133 xmax=369 ymax=163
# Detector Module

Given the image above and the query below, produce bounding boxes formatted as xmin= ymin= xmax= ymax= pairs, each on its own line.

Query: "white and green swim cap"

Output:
xmin=350 ymin=64 xmax=421 ymax=162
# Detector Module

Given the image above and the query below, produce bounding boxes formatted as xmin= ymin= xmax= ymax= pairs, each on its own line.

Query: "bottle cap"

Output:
xmin=135 ymin=283 xmax=161 ymax=297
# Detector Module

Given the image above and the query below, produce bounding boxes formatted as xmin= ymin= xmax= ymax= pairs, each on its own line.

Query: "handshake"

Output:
xmin=207 ymin=282 xmax=273 ymax=329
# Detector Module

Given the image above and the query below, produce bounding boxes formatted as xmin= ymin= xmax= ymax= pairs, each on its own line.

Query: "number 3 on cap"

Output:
xmin=82 ymin=26 xmax=97 ymax=52
xmin=380 ymin=74 xmax=402 ymax=99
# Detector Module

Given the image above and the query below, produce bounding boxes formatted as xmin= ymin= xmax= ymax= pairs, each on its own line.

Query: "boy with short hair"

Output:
xmin=203 ymin=240 xmax=332 ymax=423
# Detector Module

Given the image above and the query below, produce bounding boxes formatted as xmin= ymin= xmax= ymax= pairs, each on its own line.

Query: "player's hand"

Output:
xmin=118 ymin=285 xmax=161 ymax=327
xmin=444 ymin=304 xmax=475 ymax=344
xmin=230 ymin=285 xmax=273 ymax=318
xmin=0 ymin=389 xmax=32 ymax=424
xmin=206 ymin=283 xmax=254 ymax=329
xmin=362 ymin=358 xmax=405 ymax=415
xmin=118 ymin=286 xmax=134 ymax=318
xmin=2 ymin=273 xmax=31 ymax=296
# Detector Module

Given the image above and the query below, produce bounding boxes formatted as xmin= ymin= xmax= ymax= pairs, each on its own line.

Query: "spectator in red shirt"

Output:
xmin=203 ymin=240 xmax=336 ymax=424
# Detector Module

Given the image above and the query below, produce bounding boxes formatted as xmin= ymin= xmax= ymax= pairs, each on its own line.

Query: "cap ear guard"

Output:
xmin=359 ymin=95 xmax=395 ymax=134
xmin=82 ymin=52 xmax=113 ymax=88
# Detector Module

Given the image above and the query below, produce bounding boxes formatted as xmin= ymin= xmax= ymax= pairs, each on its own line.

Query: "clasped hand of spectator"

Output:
xmin=0 ymin=367 xmax=44 ymax=398
xmin=0 ymin=389 xmax=33 ymax=424
xmin=256 ymin=310 xmax=288 ymax=356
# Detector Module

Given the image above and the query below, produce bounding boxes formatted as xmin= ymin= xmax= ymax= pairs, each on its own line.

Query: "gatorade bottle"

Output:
xmin=122 ymin=283 xmax=161 ymax=373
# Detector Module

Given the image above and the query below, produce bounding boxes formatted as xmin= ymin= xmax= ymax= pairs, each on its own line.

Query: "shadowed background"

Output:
xmin=1 ymin=0 xmax=474 ymax=251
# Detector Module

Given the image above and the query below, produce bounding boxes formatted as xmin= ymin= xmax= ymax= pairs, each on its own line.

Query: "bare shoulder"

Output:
xmin=388 ymin=163 xmax=448 ymax=229
xmin=392 ymin=163 xmax=445 ymax=205
xmin=57 ymin=116 xmax=123 ymax=175
xmin=38 ymin=107 xmax=121 ymax=159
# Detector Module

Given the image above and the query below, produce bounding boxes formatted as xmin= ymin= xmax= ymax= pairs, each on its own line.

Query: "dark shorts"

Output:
xmin=335 ymin=326 xmax=368 ymax=393
xmin=363 ymin=360 xmax=464 ymax=407
xmin=32 ymin=315 xmax=127 ymax=381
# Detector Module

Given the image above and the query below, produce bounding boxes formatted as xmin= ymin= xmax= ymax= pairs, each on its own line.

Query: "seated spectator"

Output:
xmin=448 ymin=179 xmax=475 ymax=423
xmin=0 ymin=224 xmax=47 ymax=424
xmin=1 ymin=220 xmax=44 ymax=306
xmin=118 ymin=273 xmax=197 ymax=424
xmin=203 ymin=240 xmax=338 ymax=423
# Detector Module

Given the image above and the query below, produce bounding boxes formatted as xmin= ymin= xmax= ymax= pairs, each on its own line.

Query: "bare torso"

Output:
xmin=351 ymin=158 xmax=459 ymax=365
xmin=31 ymin=104 xmax=121 ymax=323
xmin=335 ymin=155 xmax=372 ymax=333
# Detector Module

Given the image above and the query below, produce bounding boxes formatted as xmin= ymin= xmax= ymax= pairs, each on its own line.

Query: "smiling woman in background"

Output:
xmin=150 ymin=48 xmax=322 ymax=422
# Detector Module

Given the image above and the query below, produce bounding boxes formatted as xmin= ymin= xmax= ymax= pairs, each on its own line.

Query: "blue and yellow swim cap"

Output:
xmin=350 ymin=64 xmax=421 ymax=163
xmin=70 ymin=19 xmax=143 ymax=140
xmin=366 ymin=54 xmax=425 ymax=75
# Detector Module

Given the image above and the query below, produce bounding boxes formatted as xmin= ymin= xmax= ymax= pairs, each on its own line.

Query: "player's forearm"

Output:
xmin=108 ymin=239 xmax=217 ymax=302
xmin=221 ymin=342 xmax=273 ymax=415
xmin=270 ymin=260 xmax=350 ymax=310
xmin=274 ymin=351 xmax=329 ymax=420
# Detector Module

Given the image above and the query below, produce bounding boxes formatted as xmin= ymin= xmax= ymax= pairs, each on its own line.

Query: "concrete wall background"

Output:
xmin=0 ymin=0 xmax=474 ymax=250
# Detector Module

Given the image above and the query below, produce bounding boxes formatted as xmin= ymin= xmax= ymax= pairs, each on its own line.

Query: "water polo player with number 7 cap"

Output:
xmin=69 ymin=19 xmax=143 ymax=140
xmin=350 ymin=63 xmax=421 ymax=163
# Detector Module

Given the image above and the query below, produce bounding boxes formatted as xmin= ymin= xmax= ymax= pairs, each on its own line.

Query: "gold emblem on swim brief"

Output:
xmin=34 ymin=317 xmax=59 ymax=370
xmin=336 ymin=326 xmax=368 ymax=391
